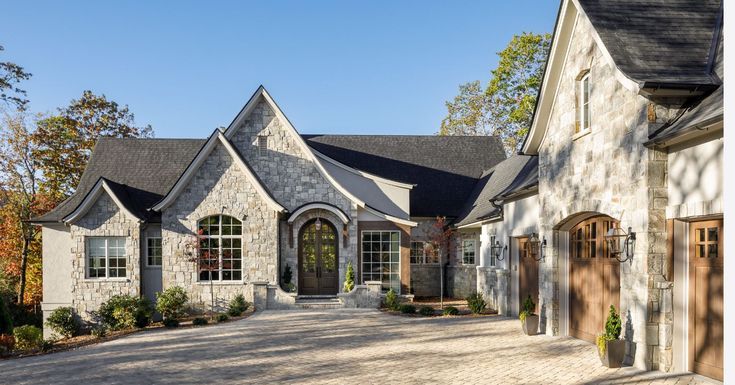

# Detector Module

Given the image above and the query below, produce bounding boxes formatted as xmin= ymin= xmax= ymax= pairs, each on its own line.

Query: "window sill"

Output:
xmin=82 ymin=278 xmax=130 ymax=283
xmin=195 ymin=281 xmax=245 ymax=285
xmin=572 ymin=129 xmax=591 ymax=141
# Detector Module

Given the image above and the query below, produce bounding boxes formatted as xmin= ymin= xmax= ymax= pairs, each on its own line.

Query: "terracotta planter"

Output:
xmin=521 ymin=314 xmax=539 ymax=335
xmin=598 ymin=339 xmax=625 ymax=368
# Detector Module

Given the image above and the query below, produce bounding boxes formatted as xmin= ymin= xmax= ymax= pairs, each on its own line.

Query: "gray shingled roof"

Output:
xmin=34 ymin=138 xmax=206 ymax=222
xmin=454 ymin=155 xmax=538 ymax=227
xmin=302 ymin=135 xmax=507 ymax=217
xmin=578 ymin=0 xmax=722 ymax=86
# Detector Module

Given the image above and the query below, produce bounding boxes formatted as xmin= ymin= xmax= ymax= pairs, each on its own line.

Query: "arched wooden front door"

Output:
xmin=298 ymin=219 xmax=339 ymax=295
xmin=569 ymin=216 xmax=620 ymax=342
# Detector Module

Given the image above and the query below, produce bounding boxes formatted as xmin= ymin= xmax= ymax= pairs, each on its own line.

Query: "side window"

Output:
xmin=462 ymin=239 xmax=477 ymax=265
xmin=147 ymin=237 xmax=162 ymax=267
xmin=575 ymin=72 xmax=591 ymax=134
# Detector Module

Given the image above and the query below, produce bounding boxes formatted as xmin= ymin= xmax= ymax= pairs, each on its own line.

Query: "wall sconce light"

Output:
xmin=314 ymin=209 xmax=322 ymax=231
xmin=491 ymin=240 xmax=508 ymax=261
xmin=605 ymin=225 xmax=636 ymax=263
xmin=528 ymin=233 xmax=546 ymax=262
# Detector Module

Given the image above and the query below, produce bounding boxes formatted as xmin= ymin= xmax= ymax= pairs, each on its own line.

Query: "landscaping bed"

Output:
xmin=380 ymin=291 xmax=498 ymax=317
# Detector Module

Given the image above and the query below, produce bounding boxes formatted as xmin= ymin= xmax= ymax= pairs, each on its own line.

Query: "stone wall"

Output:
xmin=161 ymin=142 xmax=278 ymax=311
xmin=477 ymin=267 xmax=510 ymax=314
xmin=446 ymin=265 xmax=477 ymax=299
xmin=69 ymin=192 xmax=141 ymax=322
xmin=536 ymin=12 xmax=680 ymax=370
xmin=410 ymin=265 xmax=440 ymax=297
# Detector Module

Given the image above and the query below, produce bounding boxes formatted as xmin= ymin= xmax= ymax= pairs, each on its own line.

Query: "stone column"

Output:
xmin=496 ymin=269 xmax=510 ymax=316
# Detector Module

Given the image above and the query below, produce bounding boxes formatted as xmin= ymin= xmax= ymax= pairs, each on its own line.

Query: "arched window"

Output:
xmin=197 ymin=215 xmax=242 ymax=281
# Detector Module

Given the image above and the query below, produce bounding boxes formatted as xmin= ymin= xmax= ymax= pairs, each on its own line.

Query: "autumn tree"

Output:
xmin=439 ymin=32 xmax=551 ymax=155
xmin=32 ymin=91 xmax=153 ymax=198
xmin=0 ymin=45 xmax=32 ymax=111
xmin=423 ymin=216 xmax=454 ymax=309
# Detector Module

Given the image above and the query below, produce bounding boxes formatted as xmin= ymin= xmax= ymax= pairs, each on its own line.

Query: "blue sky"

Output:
xmin=2 ymin=1 xmax=558 ymax=138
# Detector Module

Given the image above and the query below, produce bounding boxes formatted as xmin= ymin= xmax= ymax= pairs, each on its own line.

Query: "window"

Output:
xmin=197 ymin=215 xmax=243 ymax=281
xmin=462 ymin=239 xmax=476 ymax=265
xmin=576 ymin=73 xmax=591 ymax=133
xmin=147 ymin=237 xmax=162 ymax=266
xmin=361 ymin=231 xmax=400 ymax=292
xmin=489 ymin=235 xmax=497 ymax=267
xmin=87 ymin=237 xmax=126 ymax=278
xmin=258 ymin=135 xmax=268 ymax=157
xmin=410 ymin=241 xmax=438 ymax=264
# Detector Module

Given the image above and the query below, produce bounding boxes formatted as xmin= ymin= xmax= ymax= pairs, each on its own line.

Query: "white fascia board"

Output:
xmin=313 ymin=151 xmax=415 ymax=189
xmin=287 ymin=203 xmax=350 ymax=224
xmin=363 ymin=205 xmax=418 ymax=227
xmin=222 ymin=86 xmax=368 ymax=209
xmin=455 ymin=220 xmax=486 ymax=230
xmin=63 ymin=179 xmax=143 ymax=224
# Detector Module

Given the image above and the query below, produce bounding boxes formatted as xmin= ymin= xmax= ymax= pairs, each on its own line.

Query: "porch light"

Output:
xmin=491 ymin=240 xmax=507 ymax=261
xmin=314 ymin=209 xmax=322 ymax=231
xmin=528 ymin=233 xmax=546 ymax=262
xmin=605 ymin=225 xmax=635 ymax=263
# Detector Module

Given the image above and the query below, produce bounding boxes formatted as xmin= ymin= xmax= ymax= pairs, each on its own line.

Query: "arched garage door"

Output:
xmin=569 ymin=216 xmax=620 ymax=342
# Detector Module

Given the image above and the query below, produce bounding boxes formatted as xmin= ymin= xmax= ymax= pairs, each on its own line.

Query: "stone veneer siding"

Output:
xmin=70 ymin=191 xmax=141 ymax=321
xmin=161 ymin=142 xmax=278 ymax=310
xmin=536 ymin=12 xmax=681 ymax=371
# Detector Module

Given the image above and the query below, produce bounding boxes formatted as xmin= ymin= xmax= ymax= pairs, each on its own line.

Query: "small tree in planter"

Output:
xmin=343 ymin=262 xmax=355 ymax=293
xmin=282 ymin=264 xmax=295 ymax=292
xmin=519 ymin=295 xmax=538 ymax=335
xmin=596 ymin=305 xmax=625 ymax=368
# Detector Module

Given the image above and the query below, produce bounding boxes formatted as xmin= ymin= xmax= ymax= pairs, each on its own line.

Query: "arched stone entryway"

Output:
xmin=298 ymin=218 xmax=339 ymax=295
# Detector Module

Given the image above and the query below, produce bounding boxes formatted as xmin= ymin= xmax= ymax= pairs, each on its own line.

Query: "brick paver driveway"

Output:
xmin=0 ymin=309 xmax=720 ymax=384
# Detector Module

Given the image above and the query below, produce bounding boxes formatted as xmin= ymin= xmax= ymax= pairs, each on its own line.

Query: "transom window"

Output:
xmin=361 ymin=231 xmax=400 ymax=292
xmin=197 ymin=215 xmax=243 ymax=281
xmin=147 ymin=237 xmax=162 ymax=267
xmin=410 ymin=241 xmax=438 ymax=264
xmin=570 ymin=217 xmax=617 ymax=259
xmin=462 ymin=239 xmax=476 ymax=265
xmin=87 ymin=237 xmax=126 ymax=278
xmin=576 ymin=73 xmax=591 ymax=133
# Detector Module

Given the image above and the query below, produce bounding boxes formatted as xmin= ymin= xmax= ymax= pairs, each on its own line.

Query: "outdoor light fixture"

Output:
xmin=528 ymin=233 xmax=546 ymax=261
xmin=491 ymin=240 xmax=508 ymax=261
xmin=314 ymin=209 xmax=322 ymax=231
xmin=605 ymin=225 xmax=636 ymax=263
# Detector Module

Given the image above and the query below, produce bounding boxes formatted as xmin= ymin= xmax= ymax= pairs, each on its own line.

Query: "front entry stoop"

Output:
xmin=294 ymin=296 xmax=343 ymax=310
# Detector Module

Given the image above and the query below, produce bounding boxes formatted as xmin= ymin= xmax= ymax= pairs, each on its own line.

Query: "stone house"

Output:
xmin=34 ymin=86 xmax=506 ymax=332
xmin=462 ymin=0 xmax=723 ymax=380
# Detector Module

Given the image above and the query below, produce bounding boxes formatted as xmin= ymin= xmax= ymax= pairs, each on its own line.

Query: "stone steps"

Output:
xmin=294 ymin=297 xmax=343 ymax=309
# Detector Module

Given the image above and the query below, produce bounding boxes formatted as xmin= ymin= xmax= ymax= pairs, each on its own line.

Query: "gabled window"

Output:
xmin=576 ymin=72 xmax=591 ymax=134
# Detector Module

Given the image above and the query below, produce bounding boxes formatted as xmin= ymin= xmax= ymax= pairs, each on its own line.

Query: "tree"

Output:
xmin=423 ymin=216 xmax=454 ymax=309
xmin=32 ymin=91 xmax=153 ymax=198
xmin=184 ymin=230 xmax=221 ymax=320
xmin=343 ymin=261 xmax=355 ymax=293
xmin=439 ymin=32 xmax=551 ymax=155
xmin=0 ymin=45 xmax=32 ymax=111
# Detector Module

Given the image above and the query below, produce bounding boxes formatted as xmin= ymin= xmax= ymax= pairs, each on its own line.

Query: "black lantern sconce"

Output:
xmin=314 ymin=209 xmax=322 ymax=231
xmin=527 ymin=233 xmax=546 ymax=261
xmin=605 ymin=225 xmax=636 ymax=263
xmin=490 ymin=240 xmax=508 ymax=261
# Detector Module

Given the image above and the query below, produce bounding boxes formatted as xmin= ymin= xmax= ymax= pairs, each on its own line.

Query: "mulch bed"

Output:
xmin=381 ymin=297 xmax=498 ymax=317
xmin=1 ymin=309 xmax=255 ymax=360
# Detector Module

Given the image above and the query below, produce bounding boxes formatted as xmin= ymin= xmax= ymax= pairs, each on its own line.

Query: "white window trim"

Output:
xmin=360 ymin=230 xmax=401 ymax=293
xmin=410 ymin=240 xmax=438 ymax=265
xmin=197 ymin=215 xmax=244 ymax=283
xmin=146 ymin=237 xmax=162 ymax=267
xmin=461 ymin=239 xmax=477 ymax=265
xmin=85 ymin=237 xmax=128 ymax=280
xmin=489 ymin=236 xmax=497 ymax=267
xmin=576 ymin=73 xmax=591 ymax=136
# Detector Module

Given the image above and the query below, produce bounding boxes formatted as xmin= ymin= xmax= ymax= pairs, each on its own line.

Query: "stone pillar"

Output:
xmin=496 ymin=269 xmax=510 ymax=316
xmin=251 ymin=281 xmax=269 ymax=311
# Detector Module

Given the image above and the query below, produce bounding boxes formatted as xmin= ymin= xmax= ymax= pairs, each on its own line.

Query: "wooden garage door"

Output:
xmin=518 ymin=237 xmax=539 ymax=314
xmin=688 ymin=219 xmax=723 ymax=381
xmin=569 ymin=216 xmax=620 ymax=343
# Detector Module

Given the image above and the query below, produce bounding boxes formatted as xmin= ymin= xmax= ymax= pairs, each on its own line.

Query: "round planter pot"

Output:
xmin=521 ymin=314 xmax=539 ymax=335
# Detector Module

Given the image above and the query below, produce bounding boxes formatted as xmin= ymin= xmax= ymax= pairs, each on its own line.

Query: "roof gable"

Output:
xmin=63 ymin=178 xmax=143 ymax=224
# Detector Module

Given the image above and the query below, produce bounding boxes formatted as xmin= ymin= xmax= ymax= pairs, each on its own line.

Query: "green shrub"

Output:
xmin=216 ymin=313 xmax=229 ymax=323
xmin=384 ymin=288 xmax=400 ymax=311
xmin=0 ymin=296 xmax=12 ymax=335
xmin=91 ymin=325 xmax=107 ymax=338
xmin=192 ymin=317 xmax=208 ymax=326
xmin=95 ymin=295 xmax=153 ymax=330
xmin=0 ymin=334 xmax=15 ymax=355
xmin=466 ymin=292 xmax=486 ymax=314
xmin=13 ymin=325 xmax=43 ymax=351
xmin=45 ymin=307 xmax=80 ymax=338
xmin=162 ymin=318 xmax=179 ymax=328
xmin=399 ymin=304 xmax=416 ymax=314
xmin=443 ymin=306 xmax=459 ymax=316
xmin=156 ymin=286 xmax=189 ymax=321
xmin=41 ymin=340 xmax=53 ymax=352
xmin=282 ymin=264 xmax=293 ymax=286
xmin=227 ymin=294 xmax=250 ymax=316
xmin=519 ymin=295 xmax=536 ymax=323
xmin=419 ymin=306 xmax=435 ymax=316
xmin=596 ymin=305 xmax=623 ymax=356
xmin=343 ymin=262 xmax=355 ymax=292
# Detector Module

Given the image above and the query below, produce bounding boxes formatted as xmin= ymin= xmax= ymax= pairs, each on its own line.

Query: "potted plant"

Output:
xmin=596 ymin=305 xmax=625 ymax=368
xmin=519 ymin=295 xmax=538 ymax=335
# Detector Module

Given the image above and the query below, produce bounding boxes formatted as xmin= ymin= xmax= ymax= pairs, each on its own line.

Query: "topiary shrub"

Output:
xmin=343 ymin=262 xmax=355 ymax=293
xmin=399 ymin=304 xmax=416 ymax=314
xmin=466 ymin=292 xmax=486 ymax=314
xmin=13 ymin=325 xmax=43 ymax=351
xmin=162 ymin=318 xmax=180 ymax=328
xmin=419 ymin=306 xmax=435 ymax=316
xmin=156 ymin=286 xmax=189 ymax=321
xmin=0 ymin=296 xmax=12 ymax=335
xmin=192 ymin=317 xmax=208 ymax=326
xmin=227 ymin=294 xmax=250 ymax=316
xmin=282 ymin=264 xmax=293 ymax=288
xmin=596 ymin=305 xmax=622 ymax=356
xmin=443 ymin=306 xmax=459 ymax=316
xmin=216 ymin=313 xmax=229 ymax=323
xmin=95 ymin=295 xmax=153 ymax=330
xmin=519 ymin=295 xmax=536 ymax=323
xmin=383 ymin=288 xmax=400 ymax=311
xmin=45 ymin=306 xmax=80 ymax=338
